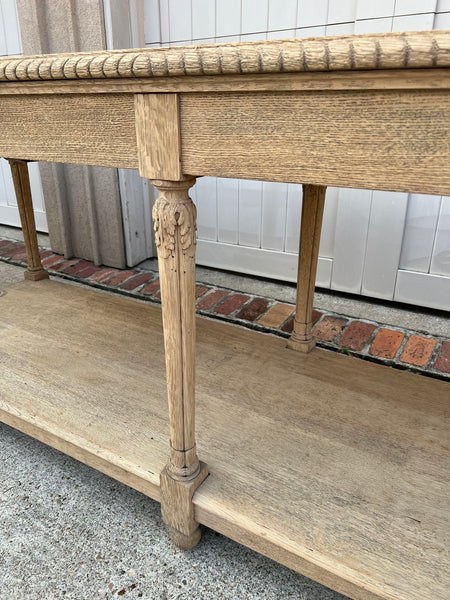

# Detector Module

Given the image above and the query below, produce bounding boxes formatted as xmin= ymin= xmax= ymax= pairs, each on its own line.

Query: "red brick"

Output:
xmin=369 ymin=328 xmax=404 ymax=359
xmin=312 ymin=315 xmax=347 ymax=342
xmin=400 ymin=335 xmax=437 ymax=367
xmin=119 ymin=272 xmax=154 ymax=291
xmin=434 ymin=341 xmax=450 ymax=374
xmin=257 ymin=303 xmax=294 ymax=328
xmin=42 ymin=254 xmax=64 ymax=268
xmin=195 ymin=285 xmax=210 ymax=299
xmin=2 ymin=242 xmax=25 ymax=257
xmin=338 ymin=321 xmax=376 ymax=351
xmin=61 ymin=260 xmax=93 ymax=275
xmin=0 ymin=239 xmax=19 ymax=252
xmin=76 ymin=265 xmax=104 ymax=279
xmin=281 ymin=316 xmax=294 ymax=333
xmin=214 ymin=294 xmax=250 ymax=315
xmin=88 ymin=268 xmax=119 ymax=283
xmin=104 ymin=270 xmax=138 ymax=287
xmin=236 ymin=298 xmax=269 ymax=321
xmin=197 ymin=290 xmax=229 ymax=310
xmin=141 ymin=279 xmax=161 ymax=296
xmin=39 ymin=250 xmax=53 ymax=260
xmin=9 ymin=249 xmax=28 ymax=261
xmin=51 ymin=259 xmax=82 ymax=272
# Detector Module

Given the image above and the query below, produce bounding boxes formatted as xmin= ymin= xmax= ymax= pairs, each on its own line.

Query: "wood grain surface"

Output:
xmin=180 ymin=89 xmax=450 ymax=194
xmin=0 ymin=279 xmax=448 ymax=600
xmin=0 ymin=30 xmax=448 ymax=82
xmin=0 ymin=93 xmax=138 ymax=168
xmin=0 ymin=69 xmax=448 ymax=96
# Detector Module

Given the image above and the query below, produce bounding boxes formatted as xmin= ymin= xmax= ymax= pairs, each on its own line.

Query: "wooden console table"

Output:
xmin=1 ymin=31 xmax=449 ymax=600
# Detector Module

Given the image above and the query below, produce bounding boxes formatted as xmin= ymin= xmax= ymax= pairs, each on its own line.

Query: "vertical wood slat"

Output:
xmin=135 ymin=93 xmax=182 ymax=181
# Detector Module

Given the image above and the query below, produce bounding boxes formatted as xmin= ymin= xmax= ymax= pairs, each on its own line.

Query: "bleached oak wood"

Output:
xmin=135 ymin=94 xmax=181 ymax=180
xmin=180 ymin=89 xmax=450 ymax=195
xmin=0 ymin=30 xmax=448 ymax=81
xmin=0 ymin=68 xmax=448 ymax=95
xmin=8 ymin=159 xmax=49 ymax=281
xmin=288 ymin=184 xmax=326 ymax=353
xmin=1 ymin=29 xmax=449 ymax=600
xmin=151 ymin=177 xmax=207 ymax=547
xmin=0 ymin=94 xmax=137 ymax=168
xmin=0 ymin=279 xmax=448 ymax=600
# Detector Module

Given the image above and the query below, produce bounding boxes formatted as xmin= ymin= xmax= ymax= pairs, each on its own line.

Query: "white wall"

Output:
xmin=142 ymin=0 xmax=450 ymax=310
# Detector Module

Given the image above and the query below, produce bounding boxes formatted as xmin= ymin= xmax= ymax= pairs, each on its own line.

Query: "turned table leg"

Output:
xmin=287 ymin=184 xmax=326 ymax=353
xmin=151 ymin=177 xmax=208 ymax=549
xmin=8 ymin=159 xmax=49 ymax=281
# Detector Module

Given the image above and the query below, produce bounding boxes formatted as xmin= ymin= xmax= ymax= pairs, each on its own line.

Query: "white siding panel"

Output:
xmin=430 ymin=197 xmax=450 ymax=277
xmin=297 ymin=0 xmax=329 ymax=28
xmin=144 ymin=0 xmax=161 ymax=44
xmin=361 ymin=191 xmax=408 ymax=300
xmin=331 ymin=189 xmax=372 ymax=293
xmin=1 ymin=0 xmax=21 ymax=55
xmin=285 ymin=184 xmax=302 ymax=254
xmin=394 ymin=0 xmax=437 ymax=15
xmin=356 ymin=0 xmax=395 ymax=20
xmin=437 ymin=0 xmax=450 ymax=11
xmin=399 ymin=195 xmax=442 ymax=273
xmin=168 ymin=0 xmax=191 ymax=42
xmin=192 ymin=0 xmax=215 ymax=40
xmin=395 ymin=270 xmax=450 ymax=311
xmin=241 ymin=0 xmax=269 ymax=34
xmin=193 ymin=177 xmax=217 ymax=241
xmin=325 ymin=22 xmax=354 ymax=35
xmin=327 ymin=0 xmax=357 ymax=24
xmin=434 ymin=12 xmax=450 ymax=27
xmin=295 ymin=25 xmax=326 ymax=37
xmin=261 ymin=182 xmax=288 ymax=251
xmin=197 ymin=240 xmax=333 ymax=286
xmin=238 ymin=180 xmax=263 ymax=247
xmin=268 ymin=0 xmax=298 ymax=31
xmin=159 ymin=0 xmax=170 ymax=43
xmin=392 ymin=12 xmax=435 ymax=31
xmin=354 ymin=17 xmax=393 ymax=33
xmin=216 ymin=0 xmax=241 ymax=38
xmin=217 ymin=178 xmax=239 ymax=244
xmin=320 ymin=187 xmax=339 ymax=259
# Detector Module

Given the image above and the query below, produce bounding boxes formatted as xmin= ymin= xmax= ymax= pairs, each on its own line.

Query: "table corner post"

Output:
xmin=151 ymin=176 xmax=209 ymax=549
xmin=287 ymin=183 xmax=326 ymax=353
xmin=7 ymin=158 xmax=49 ymax=282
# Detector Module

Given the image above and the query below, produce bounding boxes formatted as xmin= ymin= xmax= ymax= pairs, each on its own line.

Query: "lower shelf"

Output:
xmin=0 ymin=279 xmax=448 ymax=600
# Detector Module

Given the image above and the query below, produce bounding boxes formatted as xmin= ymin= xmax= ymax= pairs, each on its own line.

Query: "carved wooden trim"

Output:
xmin=1 ymin=31 xmax=449 ymax=82
xmin=152 ymin=179 xmax=197 ymax=260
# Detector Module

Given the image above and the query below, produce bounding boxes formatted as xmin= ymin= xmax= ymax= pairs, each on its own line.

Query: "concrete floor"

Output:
xmin=0 ymin=259 xmax=346 ymax=600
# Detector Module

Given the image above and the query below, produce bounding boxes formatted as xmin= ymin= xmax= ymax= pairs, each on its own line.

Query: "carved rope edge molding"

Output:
xmin=1 ymin=30 xmax=449 ymax=81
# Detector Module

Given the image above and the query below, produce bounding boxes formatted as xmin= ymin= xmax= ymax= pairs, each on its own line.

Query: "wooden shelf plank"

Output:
xmin=0 ymin=279 xmax=448 ymax=600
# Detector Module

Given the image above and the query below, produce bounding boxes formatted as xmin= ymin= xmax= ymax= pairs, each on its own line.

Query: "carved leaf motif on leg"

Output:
xmin=152 ymin=198 xmax=197 ymax=260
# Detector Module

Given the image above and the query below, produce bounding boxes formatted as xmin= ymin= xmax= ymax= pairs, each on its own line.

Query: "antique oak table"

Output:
xmin=0 ymin=31 xmax=449 ymax=600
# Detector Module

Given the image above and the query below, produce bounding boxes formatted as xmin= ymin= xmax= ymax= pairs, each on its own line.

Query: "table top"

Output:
xmin=0 ymin=29 xmax=449 ymax=83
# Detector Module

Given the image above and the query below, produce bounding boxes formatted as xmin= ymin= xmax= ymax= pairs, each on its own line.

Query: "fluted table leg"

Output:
xmin=151 ymin=177 xmax=208 ymax=549
xmin=8 ymin=159 xmax=49 ymax=282
xmin=287 ymin=184 xmax=326 ymax=353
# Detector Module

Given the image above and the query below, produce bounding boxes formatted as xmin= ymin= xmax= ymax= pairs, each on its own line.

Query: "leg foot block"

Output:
xmin=25 ymin=268 xmax=49 ymax=281
xmin=169 ymin=525 xmax=202 ymax=550
xmin=160 ymin=461 xmax=208 ymax=549
xmin=287 ymin=336 xmax=316 ymax=353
